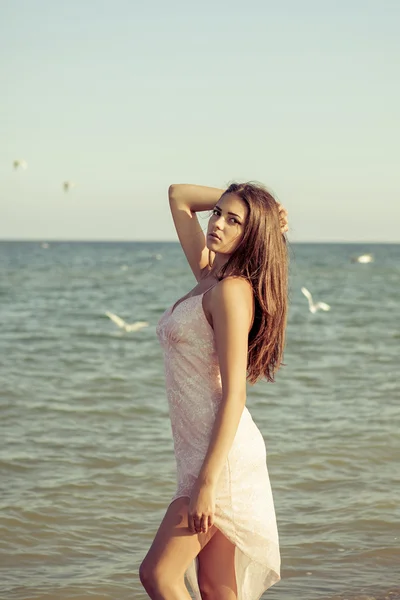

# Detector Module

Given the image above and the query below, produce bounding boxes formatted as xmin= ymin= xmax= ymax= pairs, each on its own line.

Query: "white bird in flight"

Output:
xmin=301 ymin=287 xmax=331 ymax=314
xmin=353 ymin=253 xmax=373 ymax=264
xmin=13 ymin=159 xmax=28 ymax=170
xmin=63 ymin=181 xmax=76 ymax=192
xmin=105 ymin=312 xmax=149 ymax=332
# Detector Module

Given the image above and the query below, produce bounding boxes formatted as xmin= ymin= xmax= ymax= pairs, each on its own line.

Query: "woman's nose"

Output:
xmin=214 ymin=215 xmax=224 ymax=229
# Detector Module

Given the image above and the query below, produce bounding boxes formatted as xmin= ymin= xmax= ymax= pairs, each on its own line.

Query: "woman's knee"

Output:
xmin=198 ymin=573 xmax=236 ymax=600
xmin=139 ymin=560 xmax=174 ymax=596
xmin=139 ymin=560 xmax=152 ymax=592
xmin=139 ymin=560 xmax=160 ymax=594
xmin=198 ymin=577 xmax=213 ymax=600
xmin=198 ymin=577 xmax=226 ymax=600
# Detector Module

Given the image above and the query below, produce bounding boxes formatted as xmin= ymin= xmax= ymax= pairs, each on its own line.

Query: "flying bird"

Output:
xmin=352 ymin=253 xmax=373 ymax=264
xmin=13 ymin=159 xmax=28 ymax=170
xmin=105 ymin=312 xmax=149 ymax=332
xmin=63 ymin=181 xmax=76 ymax=192
xmin=301 ymin=287 xmax=331 ymax=314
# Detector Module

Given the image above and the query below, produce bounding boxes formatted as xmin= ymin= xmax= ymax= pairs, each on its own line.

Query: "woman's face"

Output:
xmin=207 ymin=193 xmax=248 ymax=255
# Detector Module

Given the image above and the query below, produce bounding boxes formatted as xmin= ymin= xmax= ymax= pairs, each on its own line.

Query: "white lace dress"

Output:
xmin=156 ymin=290 xmax=281 ymax=600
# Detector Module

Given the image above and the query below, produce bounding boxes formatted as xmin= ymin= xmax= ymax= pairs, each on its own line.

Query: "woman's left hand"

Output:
xmin=277 ymin=202 xmax=289 ymax=233
xmin=188 ymin=480 xmax=216 ymax=535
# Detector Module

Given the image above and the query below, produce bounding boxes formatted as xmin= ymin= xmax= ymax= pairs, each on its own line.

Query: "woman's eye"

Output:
xmin=212 ymin=210 xmax=239 ymax=224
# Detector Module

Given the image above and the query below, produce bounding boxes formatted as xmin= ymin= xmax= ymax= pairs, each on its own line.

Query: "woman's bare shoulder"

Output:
xmin=214 ymin=275 xmax=253 ymax=299
xmin=208 ymin=277 xmax=254 ymax=335
xmin=203 ymin=276 xmax=253 ymax=330
xmin=210 ymin=276 xmax=253 ymax=317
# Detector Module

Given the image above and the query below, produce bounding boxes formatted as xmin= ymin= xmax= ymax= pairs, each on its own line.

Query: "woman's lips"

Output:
xmin=208 ymin=233 xmax=221 ymax=241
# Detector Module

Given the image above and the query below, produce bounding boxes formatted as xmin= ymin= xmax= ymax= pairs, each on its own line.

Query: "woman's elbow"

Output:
xmin=168 ymin=184 xmax=180 ymax=202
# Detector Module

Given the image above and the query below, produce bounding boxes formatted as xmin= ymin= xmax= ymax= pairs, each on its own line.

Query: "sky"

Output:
xmin=1 ymin=0 xmax=399 ymax=242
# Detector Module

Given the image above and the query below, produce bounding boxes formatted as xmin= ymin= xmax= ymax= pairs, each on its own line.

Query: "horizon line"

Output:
xmin=0 ymin=238 xmax=398 ymax=245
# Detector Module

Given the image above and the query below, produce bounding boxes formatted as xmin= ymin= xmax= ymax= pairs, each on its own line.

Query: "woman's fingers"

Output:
xmin=189 ymin=512 xmax=213 ymax=535
xmin=188 ymin=513 xmax=197 ymax=533
xmin=199 ymin=514 xmax=208 ymax=534
xmin=191 ymin=513 xmax=202 ymax=534
xmin=277 ymin=203 xmax=289 ymax=234
xmin=277 ymin=201 xmax=288 ymax=215
xmin=280 ymin=222 xmax=289 ymax=234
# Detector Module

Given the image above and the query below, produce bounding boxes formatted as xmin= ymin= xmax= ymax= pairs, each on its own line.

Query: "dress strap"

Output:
xmin=202 ymin=279 xmax=220 ymax=296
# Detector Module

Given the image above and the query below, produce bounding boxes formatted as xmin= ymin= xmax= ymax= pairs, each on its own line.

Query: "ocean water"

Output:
xmin=0 ymin=240 xmax=399 ymax=600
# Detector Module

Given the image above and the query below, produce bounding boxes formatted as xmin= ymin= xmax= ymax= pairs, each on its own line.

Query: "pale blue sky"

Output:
xmin=2 ymin=0 xmax=399 ymax=241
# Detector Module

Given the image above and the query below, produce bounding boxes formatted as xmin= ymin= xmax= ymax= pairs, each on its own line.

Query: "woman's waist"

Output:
xmin=165 ymin=370 xmax=222 ymax=397
xmin=162 ymin=345 xmax=219 ymax=368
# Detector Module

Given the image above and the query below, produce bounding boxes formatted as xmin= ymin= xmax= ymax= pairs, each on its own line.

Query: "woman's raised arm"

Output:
xmin=168 ymin=184 xmax=224 ymax=281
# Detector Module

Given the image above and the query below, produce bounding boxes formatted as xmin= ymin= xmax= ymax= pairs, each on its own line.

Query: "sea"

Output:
xmin=0 ymin=240 xmax=399 ymax=600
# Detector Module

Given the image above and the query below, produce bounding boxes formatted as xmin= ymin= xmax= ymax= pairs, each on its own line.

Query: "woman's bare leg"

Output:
xmin=139 ymin=496 xmax=217 ymax=600
xmin=197 ymin=528 xmax=238 ymax=600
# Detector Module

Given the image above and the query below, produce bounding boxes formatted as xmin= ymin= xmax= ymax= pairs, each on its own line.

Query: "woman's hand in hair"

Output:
xmin=277 ymin=203 xmax=289 ymax=233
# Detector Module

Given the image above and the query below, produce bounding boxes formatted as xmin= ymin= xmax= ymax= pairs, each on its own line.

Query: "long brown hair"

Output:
xmin=210 ymin=182 xmax=288 ymax=384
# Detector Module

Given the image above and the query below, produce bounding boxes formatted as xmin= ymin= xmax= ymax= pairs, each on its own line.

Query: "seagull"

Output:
xmin=105 ymin=312 xmax=149 ymax=332
xmin=301 ymin=287 xmax=331 ymax=314
xmin=63 ymin=181 xmax=76 ymax=192
xmin=13 ymin=159 xmax=28 ymax=170
xmin=352 ymin=253 xmax=373 ymax=264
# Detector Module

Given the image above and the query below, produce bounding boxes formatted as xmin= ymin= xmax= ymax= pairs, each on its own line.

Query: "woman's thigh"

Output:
xmin=140 ymin=496 xmax=217 ymax=582
xmin=197 ymin=528 xmax=237 ymax=599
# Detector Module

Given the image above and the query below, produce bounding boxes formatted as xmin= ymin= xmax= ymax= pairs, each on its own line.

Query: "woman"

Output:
xmin=140 ymin=182 xmax=289 ymax=600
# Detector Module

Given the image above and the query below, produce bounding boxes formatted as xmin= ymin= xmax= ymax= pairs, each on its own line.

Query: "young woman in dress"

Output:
xmin=140 ymin=182 xmax=289 ymax=600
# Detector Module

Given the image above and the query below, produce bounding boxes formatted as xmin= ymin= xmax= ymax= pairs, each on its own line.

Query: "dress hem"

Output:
xmin=168 ymin=493 xmax=281 ymax=576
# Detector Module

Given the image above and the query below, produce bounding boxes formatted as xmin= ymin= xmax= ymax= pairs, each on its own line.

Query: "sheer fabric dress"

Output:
xmin=156 ymin=283 xmax=280 ymax=600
